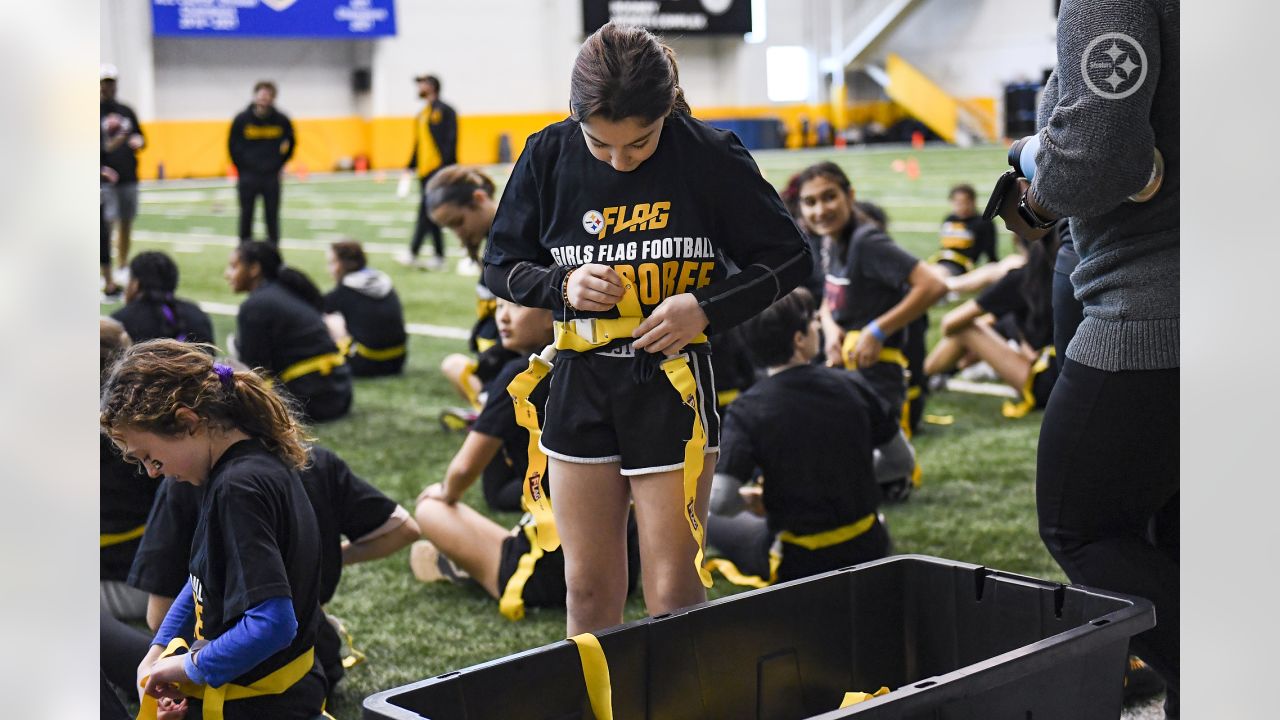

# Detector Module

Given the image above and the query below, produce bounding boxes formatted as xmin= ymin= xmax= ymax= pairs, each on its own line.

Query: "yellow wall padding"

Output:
xmin=884 ymin=52 xmax=959 ymax=143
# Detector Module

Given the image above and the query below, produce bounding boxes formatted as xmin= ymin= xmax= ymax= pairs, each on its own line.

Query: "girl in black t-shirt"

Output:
xmin=798 ymin=162 xmax=946 ymax=419
xmin=101 ymin=339 xmax=327 ymax=720
xmin=426 ymin=166 xmax=520 ymax=410
xmin=226 ymin=241 xmax=353 ymax=422
xmin=323 ymin=239 xmax=408 ymax=377
xmin=928 ymin=184 xmax=1000 ymax=276
xmin=111 ymin=251 xmax=215 ymax=346
xmin=924 ymin=224 xmax=1063 ymax=417
xmin=483 ymin=23 xmax=810 ymax=635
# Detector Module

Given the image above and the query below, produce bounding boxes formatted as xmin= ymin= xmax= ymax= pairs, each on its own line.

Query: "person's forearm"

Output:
xmin=876 ymin=269 xmax=945 ymax=335
xmin=147 ymin=594 xmax=176 ymax=633
xmin=152 ymin=589 xmax=195 ymax=648
xmin=483 ymin=260 xmax=569 ymax=311
xmin=342 ymin=508 xmax=417 ymax=565
xmin=184 ymin=597 xmax=296 ymax=688
xmin=692 ymin=245 xmax=811 ymax=332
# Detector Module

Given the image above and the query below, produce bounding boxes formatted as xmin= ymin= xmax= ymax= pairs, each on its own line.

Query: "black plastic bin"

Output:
xmin=364 ymin=555 xmax=1154 ymax=719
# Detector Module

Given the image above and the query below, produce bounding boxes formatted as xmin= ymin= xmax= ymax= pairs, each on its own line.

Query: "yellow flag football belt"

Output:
xmin=506 ymin=282 xmax=713 ymax=589
xmin=927 ymin=249 xmax=975 ymax=272
xmin=841 ymin=329 xmax=910 ymax=370
xmin=136 ymin=638 xmax=323 ymax=720
xmin=1002 ymin=346 xmax=1056 ymax=419
xmin=278 ymin=351 xmax=346 ymax=383
xmin=337 ymin=336 xmax=406 ymax=363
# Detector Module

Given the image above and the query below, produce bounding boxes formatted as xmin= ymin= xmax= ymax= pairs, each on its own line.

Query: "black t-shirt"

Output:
xmin=237 ymin=281 xmax=349 ymax=406
xmin=101 ymin=434 xmax=161 ymax=581
xmin=112 ymin=296 xmax=215 ymax=346
xmin=472 ymin=356 xmax=552 ymax=481
xmin=977 ymin=267 xmax=1054 ymax=350
xmin=709 ymin=324 xmax=757 ymax=395
xmin=129 ymin=446 xmax=397 ymax=605
xmin=718 ymin=364 xmax=894 ymax=535
xmin=484 ymin=113 xmax=811 ymax=338
xmin=100 ymin=99 xmax=143 ymax=183
xmin=187 ymin=439 xmax=321 ymax=685
xmin=938 ymin=213 xmax=998 ymax=265
xmin=322 ymin=285 xmax=407 ymax=352
xmin=823 ymin=221 xmax=919 ymax=346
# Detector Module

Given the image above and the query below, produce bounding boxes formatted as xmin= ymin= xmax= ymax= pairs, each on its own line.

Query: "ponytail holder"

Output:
xmin=212 ymin=363 xmax=235 ymax=391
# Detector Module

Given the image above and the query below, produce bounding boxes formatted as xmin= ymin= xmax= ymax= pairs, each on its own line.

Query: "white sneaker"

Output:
xmin=957 ymin=361 xmax=999 ymax=383
xmin=423 ymin=255 xmax=447 ymax=271
xmin=394 ymin=250 xmax=420 ymax=268
xmin=112 ymin=266 xmax=130 ymax=285
xmin=455 ymin=257 xmax=481 ymax=276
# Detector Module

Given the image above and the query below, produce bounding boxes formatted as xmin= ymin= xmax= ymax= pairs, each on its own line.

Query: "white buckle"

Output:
xmin=572 ymin=318 xmax=597 ymax=344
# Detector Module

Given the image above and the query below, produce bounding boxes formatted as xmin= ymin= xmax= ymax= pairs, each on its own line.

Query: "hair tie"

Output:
xmin=212 ymin=363 xmax=235 ymax=391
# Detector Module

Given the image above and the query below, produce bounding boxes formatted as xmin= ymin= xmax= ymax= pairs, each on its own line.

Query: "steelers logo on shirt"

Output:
xmin=582 ymin=210 xmax=605 ymax=235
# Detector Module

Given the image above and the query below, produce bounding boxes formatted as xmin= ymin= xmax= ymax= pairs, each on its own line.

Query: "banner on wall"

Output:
xmin=582 ymin=0 xmax=751 ymax=36
xmin=152 ymin=0 xmax=397 ymax=39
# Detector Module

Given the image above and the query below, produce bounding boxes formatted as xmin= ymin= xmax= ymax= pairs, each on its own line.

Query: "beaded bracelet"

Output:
xmin=561 ymin=267 xmax=577 ymax=311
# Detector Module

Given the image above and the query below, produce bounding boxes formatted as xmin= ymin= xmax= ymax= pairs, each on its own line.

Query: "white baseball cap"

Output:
xmin=100 ymin=63 xmax=119 ymax=80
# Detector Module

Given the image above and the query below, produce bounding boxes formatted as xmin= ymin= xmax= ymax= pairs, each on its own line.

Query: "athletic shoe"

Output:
xmin=394 ymin=250 xmax=425 ymax=269
xmin=926 ymin=373 xmax=949 ymax=393
xmin=957 ymin=361 xmax=998 ymax=383
xmin=101 ymin=286 xmax=123 ymax=304
xmin=112 ymin=266 xmax=130 ymax=285
xmin=409 ymin=540 xmax=471 ymax=584
xmin=455 ymin=257 xmax=481 ymax=276
xmin=439 ymin=407 xmax=478 ymax=433
xmin=1122 ymin=655 xmax=1165 ymax=704
xmin=423 ymin=254 xmax=447 ymax=271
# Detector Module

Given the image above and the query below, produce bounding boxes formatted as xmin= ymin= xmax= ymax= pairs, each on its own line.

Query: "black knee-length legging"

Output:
xmin=1036 ymin=357 xmax=1179 ymax=703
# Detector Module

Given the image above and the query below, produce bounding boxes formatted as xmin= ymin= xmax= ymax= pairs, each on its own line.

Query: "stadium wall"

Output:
xmin=102 ymin=0 xmax=1054 ymax=179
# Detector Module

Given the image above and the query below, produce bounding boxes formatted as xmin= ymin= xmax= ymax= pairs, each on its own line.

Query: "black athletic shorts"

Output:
xmin=540 ymin=348 xmax=720 ymax=476
xmin=496 ymin=513 xmax=642 ymax=607
xmin=936 ymin=258 xmax=968 ymax=276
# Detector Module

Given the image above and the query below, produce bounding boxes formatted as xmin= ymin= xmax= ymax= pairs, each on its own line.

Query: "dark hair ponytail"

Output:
xmin=236 ymin=240 xmax=325 ymax=312
xmin=128 ymin=251 xmax=200 ymax=341
xmin=570 ymin=22 xmax=689 ymax=124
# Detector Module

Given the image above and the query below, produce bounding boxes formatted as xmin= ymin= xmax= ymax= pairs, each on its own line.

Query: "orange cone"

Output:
xmin=911 ymin=130 xmax=924 ymax=149
xmin=294 ymin=162 xmax=309 ymax=182
xmin=906 ymin=157 xmax=920 ymax=180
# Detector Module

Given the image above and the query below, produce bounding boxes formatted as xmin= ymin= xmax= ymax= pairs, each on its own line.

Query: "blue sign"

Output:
xmin=152 ymin=0 xmax=397 ymax=39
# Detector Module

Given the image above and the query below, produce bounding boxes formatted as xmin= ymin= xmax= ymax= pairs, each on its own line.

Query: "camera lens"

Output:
xmin=1008 ymin=136 xmax=1031 ymax=173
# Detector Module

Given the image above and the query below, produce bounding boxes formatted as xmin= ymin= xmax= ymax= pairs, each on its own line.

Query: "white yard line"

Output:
xmin=195 ymin=300 xmax=469 ymax=340
xmin=132 ymin=229 xmax=468 ymax=257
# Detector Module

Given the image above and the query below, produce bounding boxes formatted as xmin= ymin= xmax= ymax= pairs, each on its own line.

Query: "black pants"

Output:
xmin=1036 ymin=358 xmax=1179 ymax=708
xmin=904 ymin=314 xmax=928 ymax=434
xmin=411 ymin=173 xmax=444 ymax=259
xmin=238 ymin=172 xmax=282 ymax=244
xmin=100 ymin=607 xmax=151 ymax=697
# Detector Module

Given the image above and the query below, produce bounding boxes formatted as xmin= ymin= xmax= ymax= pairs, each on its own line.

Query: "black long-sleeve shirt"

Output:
xmin=483 ymin=113 xmax=810 ymax=338
xmin=228 ymin=105 xmax=296 ymax=176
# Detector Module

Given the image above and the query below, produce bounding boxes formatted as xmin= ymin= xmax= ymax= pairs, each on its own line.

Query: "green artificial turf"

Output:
xmin=107 ymin=142 xmax=1064 ymax=718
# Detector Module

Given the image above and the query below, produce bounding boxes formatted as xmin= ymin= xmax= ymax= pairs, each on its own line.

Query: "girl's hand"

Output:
xmin=417 ymin=482 xmax=456 ymax=506
xmin=825 ymin=329 xmax=846 ymax=367
xmin=738 ymin=485 xmax=766 ymax=517
xmin=631 ymin=294 xmax=709 ymax=356
xmin=157 ymin=696 xmax=189 ymax=720
xmin=850 ymin=331 xmax=884 ymax=370
xmin=566 ymin=264 xmax=624 ymax=312
xmin=142 ymin=654 xmax=190 ymax=703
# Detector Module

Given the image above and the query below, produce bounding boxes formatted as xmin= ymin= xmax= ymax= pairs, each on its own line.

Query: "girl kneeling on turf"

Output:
xmin=483 ymin=22 xmax=810 ymax=635
xmin=102 ymin=339 xmax=328 ymax=720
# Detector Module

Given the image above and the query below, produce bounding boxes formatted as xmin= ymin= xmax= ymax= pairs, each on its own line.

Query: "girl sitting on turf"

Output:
xmin=127 ymin=443 xmax=419 ymax=705
xmin=225 ymin=240 xmax=353 ymax=422
xmin=101 ymin=339 xmax=329 ymax=719
xmin=412 ymin=296 xmax=642 ymax=615
xmin=323 ymin=239 xmax=409 ymax=377
xmin=798 ymin=162 xmax=946 ymax=425
xmin=707 ymin=288 xmax=910 ymax=584
xmin=426 ymin=166 xmax=520 ymax=415
xmin=924 ymin=222 xmax=1063 ymax=418
xmin=111 ymin=251 xmax=215 ymax=346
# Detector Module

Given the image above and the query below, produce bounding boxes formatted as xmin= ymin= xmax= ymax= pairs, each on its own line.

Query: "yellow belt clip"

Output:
xmin=841 ymin=330 xmax=909 ymax=371
xmin=278 ymin=351 xmax=346 ymax=383
xmin=569 ymin=633 xmax=614 ymax=720
xmin=137 ymin=638 xmax=316 ymax=720
xmin=1002 ymin=346 xmax=1056 ymax=419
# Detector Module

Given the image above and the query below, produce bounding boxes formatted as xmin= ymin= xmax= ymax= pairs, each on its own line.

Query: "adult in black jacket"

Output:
xmin=228 ymin=81 xmax=295 ymax=245
xmin=323 ymin=240 xmax=408 ymax=376
xmin=111 ymin=251 xmax=214 ymax=346
xmin=225 ymin=241 xmax=353 ymax=422
xmin=400 ymin=73 xmax=458 ymax=269
xmin=100 ymin=64 xmax=145 ymax=280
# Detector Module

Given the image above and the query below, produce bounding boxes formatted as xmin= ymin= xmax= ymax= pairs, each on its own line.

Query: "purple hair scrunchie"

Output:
xmin=212 ymin=363 xmax=236 ymax=391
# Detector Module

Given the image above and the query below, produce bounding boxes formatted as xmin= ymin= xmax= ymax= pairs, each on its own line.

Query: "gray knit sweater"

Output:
xmin=1033 ymin=0 xmax=1179 ymax=371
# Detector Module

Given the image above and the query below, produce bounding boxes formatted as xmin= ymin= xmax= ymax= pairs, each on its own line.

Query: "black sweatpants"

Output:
xmin=100 ymin=606 xmax=151 ymax=696
xmin=1036 ymin=358 xmax=1179 ymax=709
xmin=411 ymin=173 xmax=444 ymax=259
xmin=237 ymin=172 xmax=282 ymax=244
